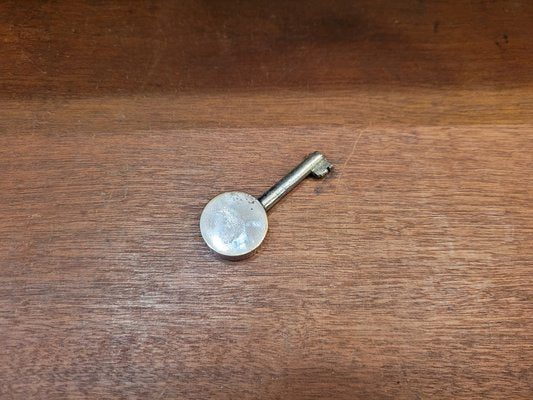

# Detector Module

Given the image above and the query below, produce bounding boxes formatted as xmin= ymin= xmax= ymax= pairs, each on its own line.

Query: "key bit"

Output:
xmin=200 ymin=151 xmax=332 ymax=260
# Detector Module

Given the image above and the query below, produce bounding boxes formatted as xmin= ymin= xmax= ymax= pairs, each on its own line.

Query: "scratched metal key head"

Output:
xmin=200 ymin=191 xmax=268 ymax=260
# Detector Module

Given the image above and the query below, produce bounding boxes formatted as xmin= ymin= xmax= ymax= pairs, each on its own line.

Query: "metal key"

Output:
xmin=200 ymin=151 xmax=332 ymax=260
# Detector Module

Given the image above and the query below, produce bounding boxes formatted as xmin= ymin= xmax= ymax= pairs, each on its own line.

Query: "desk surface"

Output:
xmin=1 ymin=1 xmax=532 ymax=399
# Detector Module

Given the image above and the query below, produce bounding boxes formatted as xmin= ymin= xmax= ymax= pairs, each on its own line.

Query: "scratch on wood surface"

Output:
xmin=156 ymin=384 xmax=168 ymax=400
xmin=335 ymin=130 xmax=364 ymax=193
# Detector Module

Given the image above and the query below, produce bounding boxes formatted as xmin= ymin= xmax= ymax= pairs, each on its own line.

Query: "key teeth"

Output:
xmin=311 ymin=158 xmax=333 ymax=178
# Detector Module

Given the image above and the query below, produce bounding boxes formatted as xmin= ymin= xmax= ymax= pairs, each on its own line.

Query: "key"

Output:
xmin=200 ymin=151 xmax=333 ymax=260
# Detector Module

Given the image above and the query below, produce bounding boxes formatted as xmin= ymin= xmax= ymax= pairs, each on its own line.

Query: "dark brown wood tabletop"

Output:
xmin=1 ymin=1 xmax=532 ymax=399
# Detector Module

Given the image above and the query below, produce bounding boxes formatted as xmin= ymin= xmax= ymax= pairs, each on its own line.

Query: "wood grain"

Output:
xmin=1 ymin=1 xmax=532 ymax=399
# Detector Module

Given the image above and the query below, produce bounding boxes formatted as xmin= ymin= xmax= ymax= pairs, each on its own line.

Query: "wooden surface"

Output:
xmin=1 ymin=1 xmax=532 ymax=398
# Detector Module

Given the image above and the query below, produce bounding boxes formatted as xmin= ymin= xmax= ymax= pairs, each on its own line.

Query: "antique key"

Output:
xmin=200 ymin=151 xmax=332 ymax=260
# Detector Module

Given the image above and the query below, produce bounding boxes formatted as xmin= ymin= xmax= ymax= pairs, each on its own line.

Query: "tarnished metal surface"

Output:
xmin=200 ymin=152 xmax=332 ymax=260
xmin=258 ymin=151 xmax=332 ymax=211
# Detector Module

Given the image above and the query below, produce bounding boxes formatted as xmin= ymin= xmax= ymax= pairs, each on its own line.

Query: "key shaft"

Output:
xmin=258 ymin=151 xmax=332 ymax=211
